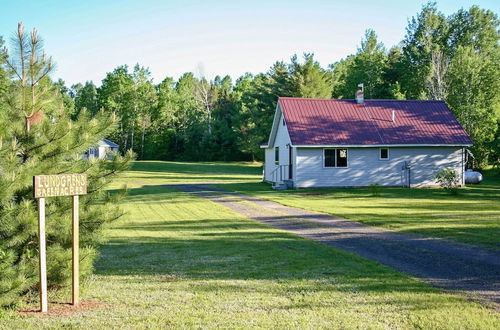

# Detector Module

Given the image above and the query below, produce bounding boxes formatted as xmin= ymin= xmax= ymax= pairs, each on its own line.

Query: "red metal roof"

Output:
xmin=279 ymin=97 xmax=472 ymax=146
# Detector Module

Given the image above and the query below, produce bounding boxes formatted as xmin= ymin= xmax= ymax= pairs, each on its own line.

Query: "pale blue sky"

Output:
xmin=1 ymin=0 xmax=498 ymax=86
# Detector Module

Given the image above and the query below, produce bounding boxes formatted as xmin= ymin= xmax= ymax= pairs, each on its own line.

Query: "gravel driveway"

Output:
xmin=170 ymin=183 xmax=500 ymax=307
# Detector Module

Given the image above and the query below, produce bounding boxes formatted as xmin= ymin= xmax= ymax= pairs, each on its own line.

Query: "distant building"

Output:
xmin=84 ymin=139 xmax=119 ymax=160
xmin=262 ymin=93 xmax=472 ymax=189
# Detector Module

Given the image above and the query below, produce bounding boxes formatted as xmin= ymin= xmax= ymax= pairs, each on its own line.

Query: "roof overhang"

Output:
xmin=292 ymin=144 xmax=473 ymax=148
xmin=266 ymin=102 xmax=283 ymax=148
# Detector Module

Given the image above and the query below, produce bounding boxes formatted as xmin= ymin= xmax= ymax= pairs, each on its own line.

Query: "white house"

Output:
xmin=262 ymin=93 xmax=472 ymax=189
xmin=84 ymin=139 xmax=119 ymax=160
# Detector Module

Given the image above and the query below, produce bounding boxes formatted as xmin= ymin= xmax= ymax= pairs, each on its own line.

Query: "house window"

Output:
xmin=275 ymin=147 xmax=279 ymax=165
xmin=379 ymin=148 xmax=389 ymax=160
xmin=336 ymin=149 xmax=348 ymax=167
xmin=324 ymin=149 xmax=336 ymax=167
xmin=324 ymin=148 xmax=348 ymax=168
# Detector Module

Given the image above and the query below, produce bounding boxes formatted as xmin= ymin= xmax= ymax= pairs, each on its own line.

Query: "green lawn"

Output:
xmin=113 ymin=160 xmax=262 ymax=188
xmin=2 ymin=161 xmax=498 ymax=328
xmin=219 ymin=168 xmax=500 ymax=249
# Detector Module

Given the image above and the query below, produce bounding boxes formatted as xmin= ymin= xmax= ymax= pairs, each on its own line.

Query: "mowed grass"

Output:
xmin=220 ymin=168 xmax=500 ymax=249
xmin=2 ymin=161 xmax=498 ymax=328
xmin=3 ymin=184 xmax=498 ymax=328
xmin=113 ymin=160 xmax=262 ymax=188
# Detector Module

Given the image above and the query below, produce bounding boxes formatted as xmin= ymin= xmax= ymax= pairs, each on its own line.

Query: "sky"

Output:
xmin=1 ymin=0 xmax=498 ymax=86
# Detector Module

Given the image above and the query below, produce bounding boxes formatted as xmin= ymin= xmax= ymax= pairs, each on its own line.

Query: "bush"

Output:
xmin=435 ymin=167 xmax=460 ymax=194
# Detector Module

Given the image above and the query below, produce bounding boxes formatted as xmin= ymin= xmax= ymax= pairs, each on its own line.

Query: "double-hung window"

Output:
xmin=324 ymin=148 xmax=348 ymax=168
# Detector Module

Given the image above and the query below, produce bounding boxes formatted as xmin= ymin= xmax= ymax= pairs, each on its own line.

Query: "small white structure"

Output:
xmin=262 ymin=95 xmax=472 ymax=189
xmin=84 ymin=139 xmax=119 ymax=160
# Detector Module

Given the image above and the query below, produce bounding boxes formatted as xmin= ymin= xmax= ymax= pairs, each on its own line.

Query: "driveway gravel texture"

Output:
xmin=170 ymin=184 xmax=500 ymax=308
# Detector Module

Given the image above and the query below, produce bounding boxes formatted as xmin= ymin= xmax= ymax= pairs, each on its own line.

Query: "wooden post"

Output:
xmin=34 ymin=174 xmax=87 ymax=311
xmin=72 ymin=195 xmax=79 ymax=305
xmin=38 ymin=197 xmax=48 ymax=313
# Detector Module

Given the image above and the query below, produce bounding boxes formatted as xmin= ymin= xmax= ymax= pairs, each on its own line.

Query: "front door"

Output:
xmin=288 ymin=147 xmax=293 ymax=179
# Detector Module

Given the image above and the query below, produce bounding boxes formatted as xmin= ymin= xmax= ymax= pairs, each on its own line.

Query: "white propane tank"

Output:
xmin=464 ymin=169 xmax=483 ymax=184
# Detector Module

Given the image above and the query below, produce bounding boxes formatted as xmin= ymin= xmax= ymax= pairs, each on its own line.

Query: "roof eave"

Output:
xmin=292 ymin=143 xmax=473 ymax=148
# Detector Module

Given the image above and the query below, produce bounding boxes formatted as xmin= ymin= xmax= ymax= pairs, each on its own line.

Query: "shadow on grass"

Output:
xmin=97 ymin=185 xmax=444 ymax=296
xmin=96 ymin=233 xmax=440 ymax=296
xmin=100 ymin=187 xmax=496 ymax=304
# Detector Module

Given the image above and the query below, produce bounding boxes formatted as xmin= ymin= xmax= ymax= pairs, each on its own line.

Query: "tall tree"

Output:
xmin=331 ymin=30 xmax=389 ymax=99
xmin=130 ymin=64 xmax=157 ymax=159
xmin=345 ymin=30 xmax=388 ymax=99
xmin=289 ymin=53 xmax=332 ymax=98
xmin=400 ymin=3 xmax=448 ymax=99
xmin=98 ymin=65 xmax=134 ymax=151
xmin=446 ymin=46 xmax=499 ymax=167
xmin=71 ymin=81 xmax=99 ymax=118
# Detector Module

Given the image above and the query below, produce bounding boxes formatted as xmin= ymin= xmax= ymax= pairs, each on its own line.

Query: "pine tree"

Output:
xmin=0 ymin=24 xmax=132 ymax=307
xmin=289 ymin=53 xmax=332 ymax=98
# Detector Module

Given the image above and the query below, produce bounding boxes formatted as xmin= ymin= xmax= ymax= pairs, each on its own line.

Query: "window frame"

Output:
xmin=379 ymin=148 xmax=390 ymax=160
xmin=323 ymin=148 xmax=336 ymax=168
xmin=336 ymin=148 xmax=348 ymax=168
xmin=323 ymin=148 xmax=349 ymax=168
xmin=275 ymin=147 xmax=279 ymax=165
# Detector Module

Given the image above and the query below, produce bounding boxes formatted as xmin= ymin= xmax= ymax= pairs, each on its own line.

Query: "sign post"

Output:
xmin=38 ymin=197 xmax=47 ymax=313
xmin=34 ymin=174 xmax=87 ymax=313
xmin=72 ymin=195 xmax=79 ymax=305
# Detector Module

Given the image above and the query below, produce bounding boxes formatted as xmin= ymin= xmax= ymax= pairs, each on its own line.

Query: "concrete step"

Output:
xmin=272 ymin=183 xmax=287 ymax=190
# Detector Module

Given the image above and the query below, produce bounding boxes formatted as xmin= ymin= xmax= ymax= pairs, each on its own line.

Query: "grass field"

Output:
xmin=115 ymin=161 xmax=262 ymax=187
xmin=2 ymin=161 xmax=499 ymax=328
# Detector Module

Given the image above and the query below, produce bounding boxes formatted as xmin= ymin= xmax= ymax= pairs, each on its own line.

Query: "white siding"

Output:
xmin=264 ymin=148 xmax=274 ymax=182
xmin=295 ymin=147 xmax=464 ymax=188
xmin=263 ymin=112 xmax=292 ymax=182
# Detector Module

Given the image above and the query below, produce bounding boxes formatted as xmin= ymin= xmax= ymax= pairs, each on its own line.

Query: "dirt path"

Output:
xmin=170 ymin=184 xmax=500 ymax=307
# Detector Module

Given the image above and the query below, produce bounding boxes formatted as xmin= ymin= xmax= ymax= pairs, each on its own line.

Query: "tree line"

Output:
xmin=13 ymin=3 xmax=500 ymax=167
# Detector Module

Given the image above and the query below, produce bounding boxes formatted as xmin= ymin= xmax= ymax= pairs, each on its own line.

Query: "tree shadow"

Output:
xmin=96 ymin=184 xmax=475 ymax=304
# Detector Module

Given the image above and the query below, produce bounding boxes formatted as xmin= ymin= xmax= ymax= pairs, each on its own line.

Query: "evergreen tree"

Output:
xmin=289 ymin=53 xmax=332 ymax=98
xmin=343 ymin=30 xmax=388 ymax=99
xmin=0 ymin=24 xmax=131 ymax=307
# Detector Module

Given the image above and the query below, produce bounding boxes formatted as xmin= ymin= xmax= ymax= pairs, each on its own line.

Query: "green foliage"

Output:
xmin=447 ymin=46 xmax=499 ymax=168
xmin=61 ymin=3 xmax=500 ymax=167
xmin=342 ymin=30 xmax=388 ymax=98
xmin=70 ymin=81 xmax=99 ymax=118
xmin=435 ymin=167 xmax=460 ymax=194
xmin=289 ymin=53 xmax=332 ymax=98
xmin=400 ymin=2 xmax=448 ymax=99
xmin=0 ymin=24 xmax=131 ymax=307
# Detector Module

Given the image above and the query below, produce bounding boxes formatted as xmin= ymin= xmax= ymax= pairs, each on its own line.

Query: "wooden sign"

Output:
xmin=33 ymin=174 xmax=87 ymax=313
xmin=34 ymin=174 xmax=87 ymax=198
